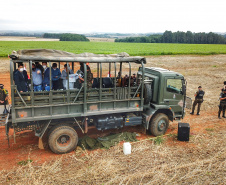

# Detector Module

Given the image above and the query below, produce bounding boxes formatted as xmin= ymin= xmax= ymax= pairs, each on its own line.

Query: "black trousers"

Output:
xmin=192 ymin=99 xmax=203 ymax=114
xmin=52 ymin=80 xmax=59 ymax=90
xmin=218 ymin=103 xmax=226 ymax=116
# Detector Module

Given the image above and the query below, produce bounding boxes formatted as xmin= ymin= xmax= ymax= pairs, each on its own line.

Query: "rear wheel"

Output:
xmin=48 ymin=124 xmax=78 ymax=154
xmin=149 ymin=113 xmax=169 ymax=136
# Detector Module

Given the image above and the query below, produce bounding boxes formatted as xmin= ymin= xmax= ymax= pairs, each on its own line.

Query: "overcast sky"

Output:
xmin=0 ymin=0 xmax=225 ymax=33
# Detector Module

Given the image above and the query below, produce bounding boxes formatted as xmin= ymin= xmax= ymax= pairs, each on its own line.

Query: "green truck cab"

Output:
xmin=4 ymin=49 xmax=187 ymax=154
xmin=141 ymin=67 xmax=186 ymax=136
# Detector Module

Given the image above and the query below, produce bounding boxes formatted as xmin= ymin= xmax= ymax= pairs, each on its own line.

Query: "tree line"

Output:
xmin=43 ymin=33 xmax=89 ymax=41
xmin=115 ymin=31 xmax=226 ymax=44
xmin=0 ymin=32 xmax=43 ymax=37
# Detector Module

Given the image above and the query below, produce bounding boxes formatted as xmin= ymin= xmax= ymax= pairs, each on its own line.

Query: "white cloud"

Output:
xmin=0 ymin=0 xmax=225 ymax=33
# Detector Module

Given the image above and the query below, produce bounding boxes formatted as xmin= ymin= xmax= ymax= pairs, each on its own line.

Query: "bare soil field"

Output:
xmin=0 ymin=36 xmax=114 ymax=42
xmin=0 ymin=36 xmax=59 ymax=41
xmin=0 ymin=55 xmax=225 ymax=184
xmin=87 ymin=37 xmax=115 ymax=42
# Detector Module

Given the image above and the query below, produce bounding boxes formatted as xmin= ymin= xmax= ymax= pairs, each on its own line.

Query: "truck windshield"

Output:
xmin=166 ymin=79 xmax=182 ymax=94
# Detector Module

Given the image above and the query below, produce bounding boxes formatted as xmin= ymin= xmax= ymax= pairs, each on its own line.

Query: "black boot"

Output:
xmin=190 ymin=112 xmax=194 ymax=115
xmin=218 ymin=112 xmax=221 ymax=119
xmin=223 ymin=114 xmax=226 ymax=118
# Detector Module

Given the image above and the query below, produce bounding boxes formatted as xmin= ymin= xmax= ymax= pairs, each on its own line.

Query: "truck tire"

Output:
xmin=149 ymin=113 xmax=169 ymax=136
xmin=48 ymin=124 xmax=78 ymax=154
xmin=144 ymin=84 xmax=152 ymax=105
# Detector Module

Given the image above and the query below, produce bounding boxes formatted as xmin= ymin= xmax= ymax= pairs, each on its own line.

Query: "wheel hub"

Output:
xmin=158 ymin=120 xmax=166 ymax=131
xmin=61 ymin=137 xmax=67 ymax=143
xmin=57 ymin=135 xmax=70 ymax=145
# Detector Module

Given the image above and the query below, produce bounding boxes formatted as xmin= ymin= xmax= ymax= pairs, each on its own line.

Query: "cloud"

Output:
xmin=0 ymin=0 xmax=225 ymax=33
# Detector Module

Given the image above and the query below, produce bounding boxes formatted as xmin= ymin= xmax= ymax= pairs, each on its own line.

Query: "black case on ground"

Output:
xmin=178 ymin=123 xmax=190 ymax=141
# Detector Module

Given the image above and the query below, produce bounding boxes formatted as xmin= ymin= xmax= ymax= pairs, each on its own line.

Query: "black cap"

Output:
xmin=198 ymin=86 xmax=202 ymax=88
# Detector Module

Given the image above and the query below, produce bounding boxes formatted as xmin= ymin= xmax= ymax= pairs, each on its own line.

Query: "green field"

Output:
xmin=0 ymin=41 xmax=226 ymax=57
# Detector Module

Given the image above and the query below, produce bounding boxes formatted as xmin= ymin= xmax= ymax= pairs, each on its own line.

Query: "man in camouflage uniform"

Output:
xmin=78 ymin=64 xmax=93 ymax=89
xmin=87 ymin=66 xmax=93 ymax=89
xmin=190 ymin=86 xmax=205 ymax=115
xmin=218 ymin=89 xmax=226 ymax=119
xmin=0 ymin=84 xmax=9 ymax=114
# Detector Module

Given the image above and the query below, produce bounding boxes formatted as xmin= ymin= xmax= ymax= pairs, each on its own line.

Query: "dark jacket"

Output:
xmin=51 ymin=68 xmax=61 ymax=81
xmin=220 ymin=92 xmax=226 ymax=104
xmin=14 ymin=70 xmax=28 ymax=92
xmin=43 ymin=67 xmax=50 ymax=87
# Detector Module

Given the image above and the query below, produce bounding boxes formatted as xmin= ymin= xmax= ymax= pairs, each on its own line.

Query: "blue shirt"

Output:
xmin=32 ymin=68 xmax=42 ymax=85
xmin=52 ymin=68 xmax=61 ymax=81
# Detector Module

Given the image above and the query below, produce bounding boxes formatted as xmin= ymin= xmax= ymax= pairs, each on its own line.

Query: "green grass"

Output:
xmin=154 ymin=136 xmax=165 ymax=145
xmin=0 ymin=41 xmax=226 ymax=57
xmin=205 ymin=128 xmax=214 ymax=132
xmin=17 ymin=159 xmax=33 ymax=166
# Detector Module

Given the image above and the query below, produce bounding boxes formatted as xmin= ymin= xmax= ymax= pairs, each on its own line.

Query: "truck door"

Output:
xmin=163 ymin=78 xmax=184 ymax=116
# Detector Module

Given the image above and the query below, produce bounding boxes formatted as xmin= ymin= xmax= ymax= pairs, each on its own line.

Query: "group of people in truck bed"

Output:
xmin=13 ymin=62 xmax=92 ymax=92
xmin=13 ymin=62 xmax=137 ymax=93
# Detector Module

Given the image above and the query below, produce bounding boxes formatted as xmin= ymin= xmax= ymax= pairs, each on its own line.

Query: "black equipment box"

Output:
xmin=124 ymin=113 xmax=142 ymax=126
xmin=178 ymin=123 xmax=190 ymax=141
xmin=96 ymin=115 xmax=123 ymax=130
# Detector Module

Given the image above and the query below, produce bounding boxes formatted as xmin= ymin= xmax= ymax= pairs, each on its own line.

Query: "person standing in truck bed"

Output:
xmin=79 ymin=64 xmax=93 ymax=88
xmin=190 ymin=86 xmax=205 ymax=115
xmin=13 ymin=63 xmax=28 ymax=92
xmin=51 ymin=63 xmax=61 ymax=90
xmin=42 ymin=62 xmax=50 ymax=91
xmin=61 ymin=64 xmax=74 ymax=90
xmin=32 ymin=63 xmax=42 ymax=92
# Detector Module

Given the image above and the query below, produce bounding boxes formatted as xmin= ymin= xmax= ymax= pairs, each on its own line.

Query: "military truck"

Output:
xmin=4 ymin=49 xmax=188 ymax=154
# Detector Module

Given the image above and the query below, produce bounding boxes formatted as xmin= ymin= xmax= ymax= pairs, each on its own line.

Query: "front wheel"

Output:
xmin=48 ymin=124 xmax=78 ymax=154
xmin=149 ymin=113 xmax=169 ymax=136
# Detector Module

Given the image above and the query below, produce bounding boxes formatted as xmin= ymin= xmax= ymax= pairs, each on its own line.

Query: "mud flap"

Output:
xmin=142 ymin=108 xmax=156 ymax=130
xmin=36 ymin=120 xmax=52 ymax=150
xmin=38 ymin=138 xmax=44 ymax=150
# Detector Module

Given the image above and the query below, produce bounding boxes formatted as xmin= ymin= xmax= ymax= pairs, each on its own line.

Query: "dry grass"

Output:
xmin=145 ymin=55 xmax=226 ymax=112
xmin=0 ymin=55 xmax=225 ymax=184
xmin=0 ymin=128 xmax=225 ymax=184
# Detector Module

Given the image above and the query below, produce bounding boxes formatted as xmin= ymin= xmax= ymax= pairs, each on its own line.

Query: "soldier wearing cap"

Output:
xmin=0 ymin=84 xmax=9 ymax=114
xmin=190 ymin=86 xmax=205 ymax=115
xmin=218 ymin=89 xmax=226 ymax=119
xmin=78 ymin=64 xmax=93 ymax=89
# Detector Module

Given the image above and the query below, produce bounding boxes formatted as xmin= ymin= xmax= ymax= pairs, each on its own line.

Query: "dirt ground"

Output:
xmin=0 ymin=55 xmax=225 ymax=183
